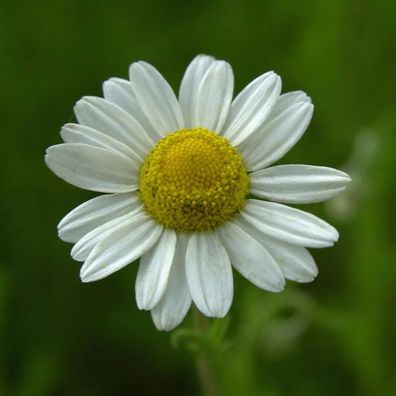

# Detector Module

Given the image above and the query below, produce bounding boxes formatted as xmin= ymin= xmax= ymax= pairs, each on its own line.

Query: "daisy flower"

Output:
xmin=45 ymin=55 xmax=351 ymax=331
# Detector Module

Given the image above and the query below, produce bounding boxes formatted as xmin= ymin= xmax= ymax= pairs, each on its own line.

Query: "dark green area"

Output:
xmin=1 ymin=1 xmax=395 ymax=395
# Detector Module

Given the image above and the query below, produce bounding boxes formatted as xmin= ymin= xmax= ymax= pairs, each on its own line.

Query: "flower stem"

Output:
xmin=193 ymin=308 xmax=220 ymax=396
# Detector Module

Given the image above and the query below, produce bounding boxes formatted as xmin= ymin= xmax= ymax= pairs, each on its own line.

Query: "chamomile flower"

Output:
xmin=45 ymin=55 xmax=350 ymax=331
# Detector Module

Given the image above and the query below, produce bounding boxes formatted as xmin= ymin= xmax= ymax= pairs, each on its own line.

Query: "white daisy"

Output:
xmin=45 ymin=55 xmax=351 ymax=331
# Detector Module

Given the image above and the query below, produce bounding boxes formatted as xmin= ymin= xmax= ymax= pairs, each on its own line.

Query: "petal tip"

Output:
xmin=56 ymin=228 xmax=70 ymax=243
xmin=152 ymin=318 xmax=178 ymax=332
xmin=136 ymin=295 xmax=156 ymax=311
xmin=80 ymin=265 xmax=100 ymax=283
xmin=342 ymin=172 xmax=352 ymax=183
xmin=196 ymin=53 xmax=216 ymax=61
xmin=329 ymin=226 xmax=340 ymax=243
xmin=272 ymin=278 xmax=286 ymax=292
xmin=79 ymin=271 xmax=91 ymax=283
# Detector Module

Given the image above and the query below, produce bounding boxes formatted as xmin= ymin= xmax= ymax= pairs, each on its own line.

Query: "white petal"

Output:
xmin=236 ymin=219 xmax=318 ymax=282
xmin=218 ymin=221 xmax=285 ymax=292
xmin=179 ymin=55 xmax=216 ymax=128
xmin=71 ymin=210 xmax=143 ymax=262
xmin=151 ymin=235 xmax=192 ymax=331
xmin=129 ymin=61 xmax=184 ymax=137
xmin=269 ymin=91 xmax=311 ymax=119
xmin=58 ymin=192 xmax=141 ymax=243
xmin=74 ymin=96 xmax=154 ymax=159
xmin=102 ymin=77 xmax=135 ymax=114
xmin=222 ymin=72 xmax=282 ymax=146
xmin=45 ymin=143 xmax=138 ymax=193
xmin=60 ymin=123 xmax=142 ymax=166
xmin=80 ymin=215 xmax=163 ymax=282
xmin=193 ymin=61 xmax=234 ymax=131
xmin=241 ymin=102 xmax=314 ymax=171
xmin=135 ymin=229 xmax=177 ymax=310
xmin=262 ymin=238 xmax=318 ymax=283
xmin=102 ymin=77 xmax=160 ymax=142
xmin=186 ymin=232 xmax=233 ymax=317
xmin=250 ymin=165 xmax=352 ymax=204
xmin=239 ymin=200 xmax=339 ymax=248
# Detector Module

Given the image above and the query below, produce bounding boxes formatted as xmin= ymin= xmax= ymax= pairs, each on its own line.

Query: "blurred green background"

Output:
xmin=1 ymin=0 xmax=395 ymax=395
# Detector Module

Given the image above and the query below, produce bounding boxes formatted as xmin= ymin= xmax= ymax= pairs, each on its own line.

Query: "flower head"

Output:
xmin=45 ymin=55 xmax=351 ymax=330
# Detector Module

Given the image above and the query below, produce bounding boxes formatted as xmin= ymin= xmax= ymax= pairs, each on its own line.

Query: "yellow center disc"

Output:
xmin=139 ymin=128 xmax=249 ymax=232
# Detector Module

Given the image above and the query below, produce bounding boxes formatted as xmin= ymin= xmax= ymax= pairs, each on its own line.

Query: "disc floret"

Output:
xmin=139 ymin=128 xmax=249 ymax=232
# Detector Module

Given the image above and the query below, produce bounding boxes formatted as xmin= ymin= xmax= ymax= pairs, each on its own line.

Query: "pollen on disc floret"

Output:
xmin=139 ymin=128 xmax=250 ymax=232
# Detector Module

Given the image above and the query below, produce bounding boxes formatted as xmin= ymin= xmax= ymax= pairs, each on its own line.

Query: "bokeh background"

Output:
xmin=1 ymin=1 xmax=395 ymax=395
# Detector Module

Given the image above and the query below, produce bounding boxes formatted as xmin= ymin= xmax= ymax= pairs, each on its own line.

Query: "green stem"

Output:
xmin=193 ymin=308 xmax=220 ymax=396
